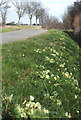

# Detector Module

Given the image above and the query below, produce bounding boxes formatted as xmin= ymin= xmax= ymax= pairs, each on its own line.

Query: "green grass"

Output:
xmin=0 ymin=25 xmax=41 ymax=33
xmin=2 ymin=29 xmax=81 ymax=119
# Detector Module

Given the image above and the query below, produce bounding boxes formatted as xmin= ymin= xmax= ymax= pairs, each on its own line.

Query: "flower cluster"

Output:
xmin=59 ymin=63 xmax=65 ymax=68
xmin=14 ymin=95 xmax=49 ymax=119
xmin=34 ymin=49 xmax=41 ymax=53
xmin=45 ymin=56 xmax=55 ymax=63
xmin=3 ymin=94 xmax=13 ymax=102
xmin=37 ymin=70 xmax=50 ymax=79
xmin=65 ymin=112 xmax=71 ymax=118
xmin=15 ymin=104 xmax=27 ymax=118
xmin=3 ymin=29 xmax=80 ymax=119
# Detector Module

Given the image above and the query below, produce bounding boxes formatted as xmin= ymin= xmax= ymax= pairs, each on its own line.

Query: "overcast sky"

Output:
xmin=0 ymin=0 xmax=76 ymax=24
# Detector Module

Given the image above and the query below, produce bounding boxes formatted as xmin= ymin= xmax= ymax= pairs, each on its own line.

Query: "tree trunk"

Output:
xmin=2 ymin=18 xmax=6 ymax=27
xmin=18 ymin=17 xmax=21 ymax=26
xmin=39 ymin=18 xmax=41 ymax=25
xmin=30 ymin=18 xmax=32 ymax=26
xmin=39 ymin=18 xmax=42 ymax=26
xmin=36 ymin=16 xmax=38 ymax=26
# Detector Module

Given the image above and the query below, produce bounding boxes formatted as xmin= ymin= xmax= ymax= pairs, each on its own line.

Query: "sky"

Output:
xmin=0 ymin=0 xmax=77 ymax=24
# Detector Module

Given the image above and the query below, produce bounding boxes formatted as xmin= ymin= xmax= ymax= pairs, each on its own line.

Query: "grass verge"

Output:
xmin=0 ymin=25 xmax=41 ymax=33
xmin=2 ymin=29 xmax=81 ymax=119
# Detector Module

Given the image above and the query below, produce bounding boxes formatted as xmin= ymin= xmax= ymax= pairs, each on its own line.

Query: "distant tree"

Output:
xmin=62 ymin=1 xmax=81 ymax=30
xmin=13 ymin=0 xmax=27 ymax=26
xmin=68 ymin=1 xmax=81 ymax=28
xmin=25 ymin=1 xmax=48 ymax=26
xmin=63 ymin=12 xmax=71 ymax=29
xmin=38 ymin=8 xmax=48 ymax=25
xmin=42 ymin=15 xmax=62 ymax=29
xmin=33 ymin=1 xmax=42 ymax=25
xmin=26 ymin=1 xmax=36 ymax=25
xmin=0 ymin=0 xmax=10 ymax=26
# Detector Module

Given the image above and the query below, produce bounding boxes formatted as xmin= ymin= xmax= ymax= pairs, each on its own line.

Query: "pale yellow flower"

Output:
xmin=59 ymin=63 xmax=65 ymax=68
xmin=45 ymin=75 xmax=50 ymax=79
xmin=77 ymin=110 xmax=79 ymax=113
xmin=26 ymin=103 xmax=30 ymax=109
xmin=34 ymin=102 xmax=41 ymax=108
xmin=30 ymin=96 xmax=34 ymax=101
xmin=75 ymin=95 xmax=78 ymax=99
xmin=51 ymin=54 xmax=56 ymax=57
xmin=28 ymin=108 xmax=34 ymax=115
xmin=43 ymin=49 xmax=45 ymax=52
xmin=54 ymin=83 xmax=60 ymax=87
xmin=54 ymin=76 xmax=57 ymax=80
xmin=38 ymin=106 xmax=41 ymax=111
xmin=57 ymin=100 xmax=62 ymax=105
xmin=18 ymin=108 xmax=24 ymax=113
xmin=49 ymin=81 xmax=51 ymax=83
xmin=44 ymin=108 xmax=49 ymax=114
xmin=21 ymin=112 xmax=27 ymax=118
xmin=23 ymin=100 xmax=26 ymax=104
xmin=65 ymin=112 xmax=71 ymax=118
xmin=4 ymin=94 xmax=13 ymax=102
xmin=49 ymin=59 xmax=54 ymax=63
xmin=45 ymin=70 xmax=50 ymax=74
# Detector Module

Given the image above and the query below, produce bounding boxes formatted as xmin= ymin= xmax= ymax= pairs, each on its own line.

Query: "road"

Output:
xmin=0 ymin=29 xmax=48 ymax=44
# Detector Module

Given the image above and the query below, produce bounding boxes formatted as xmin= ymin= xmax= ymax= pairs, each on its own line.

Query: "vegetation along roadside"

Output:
xmin=2 ymin=29 xmax=81 ymax=119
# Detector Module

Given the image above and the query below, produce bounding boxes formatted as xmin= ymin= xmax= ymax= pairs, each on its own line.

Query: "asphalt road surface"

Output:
xmin=0 ymin=29 xmax=48 ymax=44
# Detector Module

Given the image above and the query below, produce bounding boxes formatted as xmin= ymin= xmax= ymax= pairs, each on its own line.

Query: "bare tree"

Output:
xmin=63 ymin=12 xmax=71 ymax=30
xmin=33 ymin=1 xmax=42 ymax=25
xmin=38 ymin=8 xmax=48 ymax=25
xmin=0 ymin=0 xmax=10 ymax=26
xmin=42 ymin=15 xmax=61 ymax=29
xmin=13 ymin=0 xmax=27 ymax=26
xmin=63 ymin=1 xmax=81 ymax=31
xmin=26 ymin=1 xmax=36 ymax=25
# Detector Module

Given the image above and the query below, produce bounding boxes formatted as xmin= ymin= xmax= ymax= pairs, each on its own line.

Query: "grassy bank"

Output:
xmin=2 ymin=29 xmax=81 ymax=119
xmin=0 ymin=25 xmax=41 ymax=33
